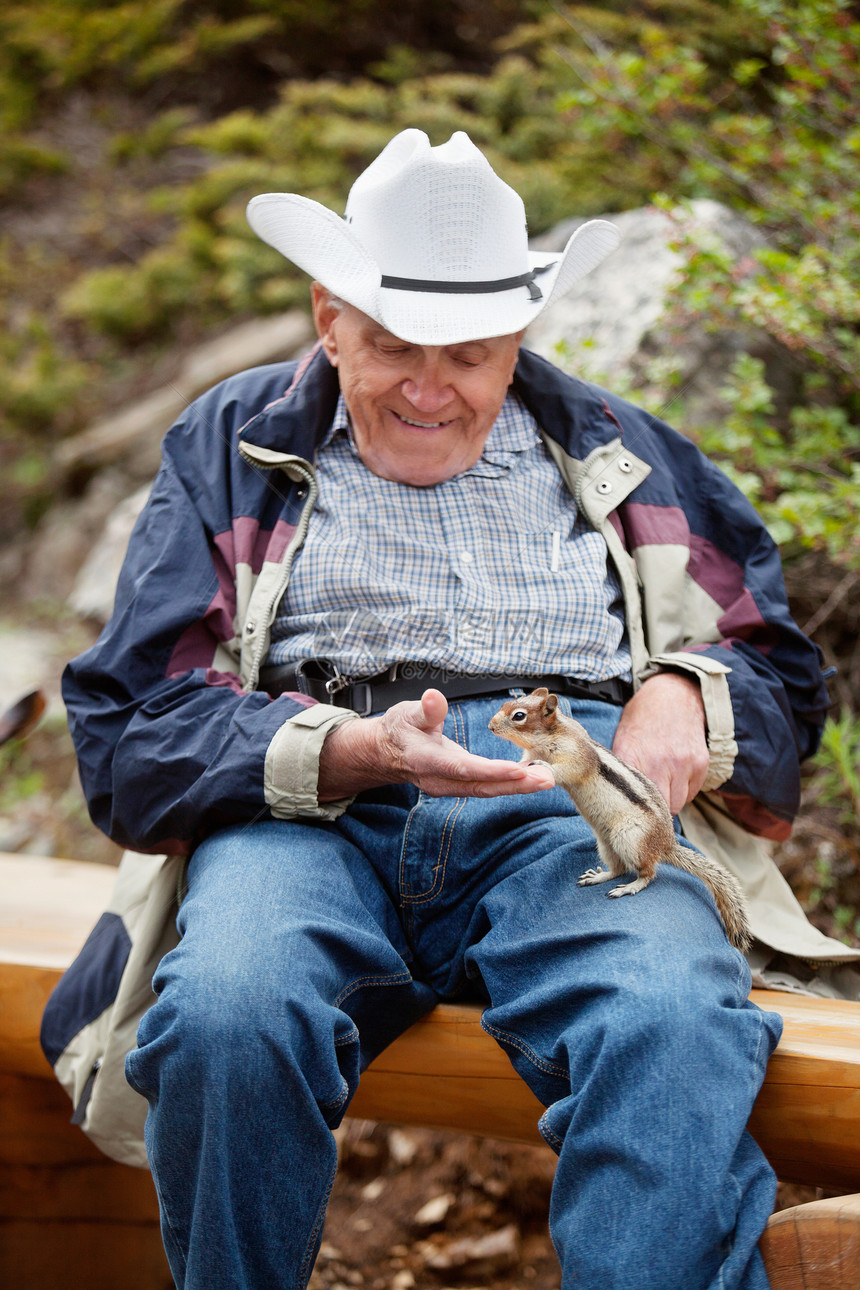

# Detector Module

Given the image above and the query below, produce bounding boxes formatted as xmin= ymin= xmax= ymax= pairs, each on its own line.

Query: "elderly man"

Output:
xmin=54 ymin=130 xmax=834 ymax=1289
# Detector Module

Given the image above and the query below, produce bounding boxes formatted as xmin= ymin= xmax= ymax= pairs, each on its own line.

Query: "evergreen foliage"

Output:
xmin=0 ymin=0 xmax=857 ymax=930
xmin=1 ymin=0 xmax=857 ymax=582
xmin=550 ymin=0 xmax=860 ymax=572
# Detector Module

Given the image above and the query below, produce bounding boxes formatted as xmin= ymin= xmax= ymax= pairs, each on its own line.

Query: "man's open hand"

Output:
xmin=318 ymin=688 xmax=555 ymax=802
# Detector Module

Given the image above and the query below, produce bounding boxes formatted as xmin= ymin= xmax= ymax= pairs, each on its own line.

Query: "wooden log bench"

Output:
xmin=3 ymin=851 xmax=860 ymax=1289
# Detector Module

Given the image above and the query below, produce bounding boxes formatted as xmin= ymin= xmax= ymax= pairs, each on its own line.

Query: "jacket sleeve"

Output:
xmin=638 ymin=446 xmax=830 ymax=841
xmin=62 ymin=410 xmax=355 ymax=855
xmin=514 ymin=351 xmax=828 ymax=842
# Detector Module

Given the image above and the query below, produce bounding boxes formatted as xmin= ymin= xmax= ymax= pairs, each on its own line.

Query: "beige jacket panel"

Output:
xmin=680 ymin=796 xmax=860 ymax=964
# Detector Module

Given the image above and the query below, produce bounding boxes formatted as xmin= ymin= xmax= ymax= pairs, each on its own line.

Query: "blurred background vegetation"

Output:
xmin=0 ymin=0 xmax=858 ymax=939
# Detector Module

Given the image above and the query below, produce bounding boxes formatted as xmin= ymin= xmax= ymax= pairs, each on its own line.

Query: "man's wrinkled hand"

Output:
xmin=612 ymin=672 xmax=709 ymax=815
xmin=318 ymin=688 xmax=555 ymax=802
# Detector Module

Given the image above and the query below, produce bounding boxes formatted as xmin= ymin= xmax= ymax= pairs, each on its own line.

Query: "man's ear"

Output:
xmin=311 ymin=282 xmax=340 ymax=367
xmin=507 ymin=329 xmax=526 ymax=384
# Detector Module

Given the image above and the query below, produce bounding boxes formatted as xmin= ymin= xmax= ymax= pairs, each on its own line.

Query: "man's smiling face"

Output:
xmin=312 ymin=284 xmax=523 ymax=487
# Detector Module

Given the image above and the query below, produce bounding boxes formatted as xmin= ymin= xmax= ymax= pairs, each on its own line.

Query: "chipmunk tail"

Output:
xmin=668 ymin=843 xmax=752 ymax=953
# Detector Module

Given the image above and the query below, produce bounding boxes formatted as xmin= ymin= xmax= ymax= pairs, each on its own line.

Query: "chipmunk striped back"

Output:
xmin=489 ymin=688 xmax=751 ymax=951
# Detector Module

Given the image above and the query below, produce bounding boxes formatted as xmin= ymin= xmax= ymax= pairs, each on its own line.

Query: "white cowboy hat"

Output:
xmin=246 ymin=129 xmax=620 ymax=345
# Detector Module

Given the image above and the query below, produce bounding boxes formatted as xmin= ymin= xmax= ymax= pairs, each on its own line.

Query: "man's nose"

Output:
xmin=401 ymin=364 xmax=453 ymax=413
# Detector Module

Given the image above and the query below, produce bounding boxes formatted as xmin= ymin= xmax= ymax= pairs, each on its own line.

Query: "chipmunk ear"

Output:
xmin=531 ymin=686 xmax=548 ymax=699
xmin=544 ymin=692 xmax=559 ymax=714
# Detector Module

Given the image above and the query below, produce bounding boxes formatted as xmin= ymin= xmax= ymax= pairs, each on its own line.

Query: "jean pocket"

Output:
xmin=398 ymin=791 xmax=469 ymax=904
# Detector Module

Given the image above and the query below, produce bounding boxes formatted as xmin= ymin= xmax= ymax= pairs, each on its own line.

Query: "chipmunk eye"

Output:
xmin=511 ymin=710 xmax=527 ymax=723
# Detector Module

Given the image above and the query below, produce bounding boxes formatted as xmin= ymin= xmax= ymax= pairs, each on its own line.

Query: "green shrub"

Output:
xmin=3 ymin=0 xmax=859 ymax=591
xmin=692 ymin=354 xmax=860 ymax=568
xmin=813 ymin=709 xmax=860 ymax=833
xmin=61 ymin=241 xmax=207 ymax=340
xmin=108 ymin=106 xmax=197 ymax=162
xmin=546 ymin=0 xmax=860 ymax=570
xmin=0 ymin=0 xmax=533 ymax=133
xmin=0 ymin=319 xmax=92 ymax=434
xmin=0 ymin=136 xmax=67 ymax=196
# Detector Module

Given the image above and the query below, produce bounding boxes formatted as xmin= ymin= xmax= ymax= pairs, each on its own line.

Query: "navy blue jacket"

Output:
xmin=63 ymin=346 xmax=829 ymax=854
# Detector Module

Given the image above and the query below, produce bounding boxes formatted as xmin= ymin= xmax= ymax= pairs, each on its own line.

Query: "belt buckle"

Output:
xmin=321 ymin=662 xmax=349 ymax=698
xmin=562 ymin=675 xmax=604 ymax=705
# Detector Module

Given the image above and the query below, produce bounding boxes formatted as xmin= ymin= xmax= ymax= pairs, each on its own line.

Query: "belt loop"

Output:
xmin=292 ymin=660 xmax=313 ymax=696
xmin=350 ymin=682 xmax=373 ymax=717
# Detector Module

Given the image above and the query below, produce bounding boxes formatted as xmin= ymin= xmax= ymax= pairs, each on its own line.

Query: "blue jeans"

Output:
xmin=126 ymin=697 xmax=781 ymax=1290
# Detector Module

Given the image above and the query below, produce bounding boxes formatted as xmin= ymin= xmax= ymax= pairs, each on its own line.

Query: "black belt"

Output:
xmin=258 ymin=659 xmax=633 ymax=717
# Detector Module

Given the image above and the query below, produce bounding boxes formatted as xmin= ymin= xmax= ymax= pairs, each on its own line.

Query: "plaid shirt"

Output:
xmin=269 ymin=393 xmax=632 ymax=682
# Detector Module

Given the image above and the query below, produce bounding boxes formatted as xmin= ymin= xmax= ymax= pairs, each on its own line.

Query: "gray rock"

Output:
xmin=423 ymin=1222 xmax=520 ymax=1275
xmin=28 ymin=310 xmax=312 ymax=610
xmin=413 ymin=1192 xmax=455 ymax=1226
xmin=68 ymin=485 xmax=151 ymax=623
xmin=0 ymin=623 xmax=78 ymax=717
xmin=526 ymin=199 xmax=775 ymax=428
xmin=25 ymin=470 xmax=131 ymax=609
xmin=55 ymin=309 xmax=314 ymax=479
xmin=0 ymin=818 xmax=36 ymax=853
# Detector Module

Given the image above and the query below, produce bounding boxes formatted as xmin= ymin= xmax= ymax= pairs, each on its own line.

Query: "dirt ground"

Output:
xmin=310 ymin=1121 xmax=821 ymax=1289
xmin=317 ymin=1124 xmax=559 ymax=1289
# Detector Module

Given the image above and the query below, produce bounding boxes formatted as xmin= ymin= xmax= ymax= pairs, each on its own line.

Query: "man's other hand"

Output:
xmin=612 ymin=672 xmax=709 ymax=815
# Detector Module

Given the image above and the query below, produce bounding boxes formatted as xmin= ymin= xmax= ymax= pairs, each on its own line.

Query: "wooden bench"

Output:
xmin=3 ymin=851 xmax=860 ymax=1289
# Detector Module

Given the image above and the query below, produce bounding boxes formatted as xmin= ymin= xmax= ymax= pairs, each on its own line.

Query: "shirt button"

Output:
xmin=596 ymin=480 xmax=613 ymax=495
xmin=459 ymin=550 xmax=475 ymax=563
xmin=618 ymin=458 xmax=633 ymax=473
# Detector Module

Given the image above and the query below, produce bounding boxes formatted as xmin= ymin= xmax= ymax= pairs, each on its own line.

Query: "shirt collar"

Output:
xmin=478 ymin=391 xmax=541 ymax=465
xmin=322 ymin=394 xmax=352 ymax=449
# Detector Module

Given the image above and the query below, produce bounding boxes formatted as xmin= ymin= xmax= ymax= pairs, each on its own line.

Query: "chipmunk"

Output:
xmin=489 ymin=687 xmax=751 ymax=951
